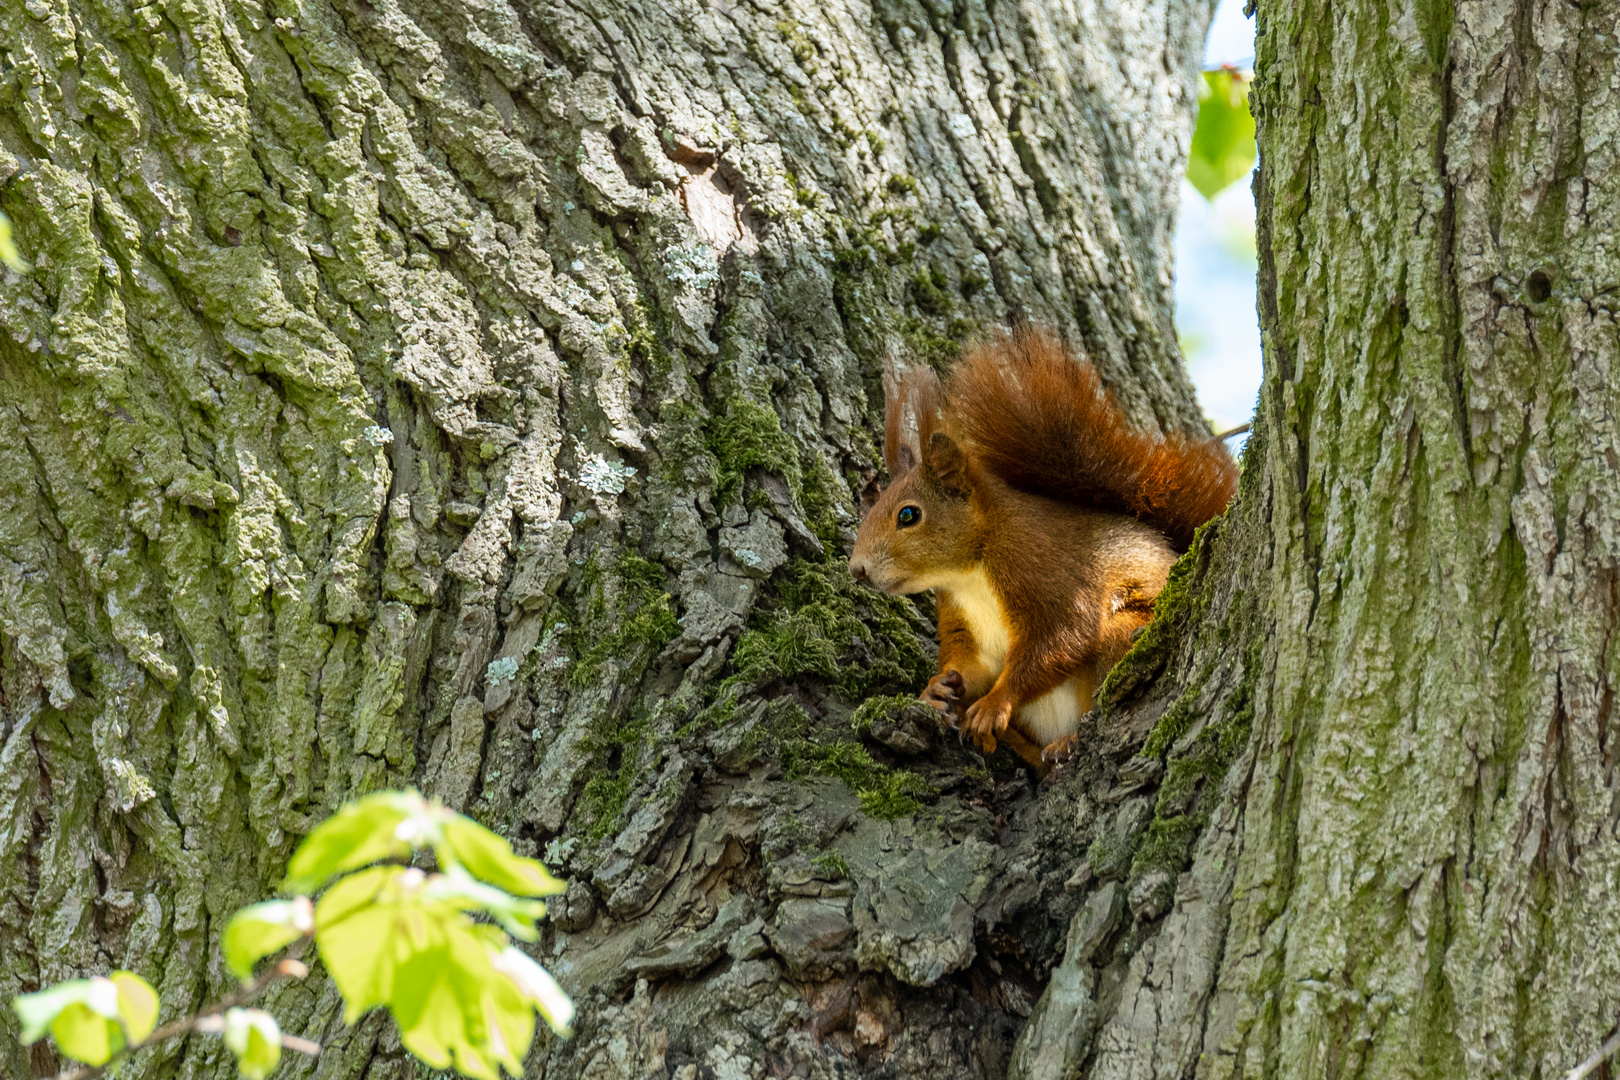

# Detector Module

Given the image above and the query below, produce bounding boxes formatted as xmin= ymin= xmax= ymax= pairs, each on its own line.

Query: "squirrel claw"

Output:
xmin=921 ymin=670 xmax=969 ymax=729
xmin=920 ymin=671 xmax=964 ymax=708
xmin=963 ymin=692 xmax=1013 ymax=752
xmin=1041 ymin=735 xmax=1080 ymax=768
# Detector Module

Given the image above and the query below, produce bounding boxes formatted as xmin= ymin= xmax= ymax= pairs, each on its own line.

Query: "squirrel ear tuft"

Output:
xmin=926 ymin=432 xmax=972 ymax=497
xmin=886 ymin=367 xmax=942 ymax=478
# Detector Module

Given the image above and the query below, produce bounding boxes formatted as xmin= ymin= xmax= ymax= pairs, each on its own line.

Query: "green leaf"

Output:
xmin=223 ymin=898 xmax=315 ymax=980
xmin=1188 ymin=69 xmax=1256 ymax=201
xmin=389 ymin=924 xmax=533 ymax=1080
xmin=313 ymin=866 xmax=410 ymax=1022
xmin=12 ymin=972 xmax=156 ymax=1066
xmin=313 ymin=866 xmax=557 ymax=1078
xmin=0 ymin=210 xmax=29 ymax=273
xmin=438 ymin=817 xmax=566 ymax=899
xmin=282 ymin=790 xmax=433 ymax=894
xmin=14 ymin=981 xmax=94 ymax=1045
xmin=109 ymin=972 xmax=159 ymax=1043
xmin=489 ymin=947 xmax=574 ymax=1037
xmin=425 ymin=868 xmax=549 ymax=942
xmin=47 ymin=1000 xmax=123 ymax=1066
xmin=223 ymin=1009 xmax=282 ymax=1080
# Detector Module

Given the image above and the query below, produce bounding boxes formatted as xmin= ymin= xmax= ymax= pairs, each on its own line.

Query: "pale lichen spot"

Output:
xmin=663 ymin=241 xmax=720 ymax=291
xmin=485 ymin=657 xmax=519 ymax=685
xmin=578 ymin=454 xmax=637 ymax=495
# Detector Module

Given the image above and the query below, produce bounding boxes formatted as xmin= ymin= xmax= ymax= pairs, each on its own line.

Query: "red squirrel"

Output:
xmin=848 ymin=329 xmax=1238 ymax=773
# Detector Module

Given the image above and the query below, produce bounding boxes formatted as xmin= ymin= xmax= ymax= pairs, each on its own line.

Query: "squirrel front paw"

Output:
xmin=963 ymin=691 xmax=1014 ymax=754
xmin=919 ymin=669 xmax=966 ymax=721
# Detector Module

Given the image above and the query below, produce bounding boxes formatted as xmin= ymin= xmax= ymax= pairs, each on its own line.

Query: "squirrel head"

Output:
xmin=849 ymin=367 xmax=978 ymax=594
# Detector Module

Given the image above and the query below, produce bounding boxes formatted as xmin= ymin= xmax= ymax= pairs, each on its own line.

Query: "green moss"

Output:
xmin=829 ymin=239 xmax=898 ymax=368
xmin=961 ymin=763 xmax=993 ymax=784
xmin=798 ymin=454 xmax=852 ymax=546
xmin=1087 ymin=825 xmax=1134 ymax=881
xmin=917 ymin=224 xmax=943 ymax=245
xmin=730 ymin=609 xmax=843 ymax=683
xmin=850 ymin=693 xmax=915 ymax=733
xmin=626 ymin=300 xmax=675 ymax=375
xmin=899 ymin=316 xmax=972 ymax=371
xmin=776 ymin=19 xmax=818 ymax=63
xmin=811 ymin=850 xmax=852 ymax=879
xmin=959 ymin=272 xmax=988 ymax=299
xmin=576 ymin=706 xmax=652 ymax=841
xmin=1124 ymin=636 xmax=1259 ymax=892
xmin=725 ymin=556 xmax=933 ymax=699
xmin=560 ymin=553 xmax=679 ymax=691
xmin=886 ymin=174 xmax=918 ymax=197
xmin=576 ymin=770 xmax=632 ymax=842
xmin=691 ymin=547 xmax=936 ymax=819
xmin=784 ymin=739 xmax=933 ymax=819
xmin=1141 ymin=691 xmax=1197 ymax=759
xmin=718 ymin=693 xmax=935 ymax=820
xmin=910 ymin=266 xmax=952 ymax=316
xmin=706 ymin=397 xmax=802 ymax=506
xmin=1130 ymin=813 xmax=1199 ymax=872
xmin=677 ymin=693 xmax=736 ymax=740
xmin=795 ymin=181 xmax=821 ymax=208
xmin=833 ymin=241 xmax=882 ymax=280
xmin=854 ymin=768 xmax=934 ymax=819
xmin=656 ymin=399 xmax=716 ymax=487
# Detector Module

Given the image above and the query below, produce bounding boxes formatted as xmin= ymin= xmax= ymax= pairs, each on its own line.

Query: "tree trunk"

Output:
xmin=1004 ymin=2 xmax=1620 ymax=1078
xmin=0 ymin=0 xmax=1220 ymax=1078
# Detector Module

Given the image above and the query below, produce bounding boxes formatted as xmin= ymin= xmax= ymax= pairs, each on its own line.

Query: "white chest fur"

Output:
xmin=933 ymin=566 xmax=1089 ymax=746
xmin=939 ymin=566 xmax=1010 ymax=669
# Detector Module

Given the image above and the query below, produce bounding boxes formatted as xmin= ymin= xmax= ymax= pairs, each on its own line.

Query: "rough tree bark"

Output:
xmin=1006 ymin=1 xmax=1620 ymax=1077
xmin=13 ymin=0 xmax=1606 ymax=1075
xmin=0 ymin=0 xmax=1224 ymax=1077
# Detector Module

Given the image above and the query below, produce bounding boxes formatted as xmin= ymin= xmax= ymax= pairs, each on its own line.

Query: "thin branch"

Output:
xmin=193 ymin=1016 xmax=321 ymax=1055
xmin=46 ymin=953 xmax=317 ymax=1080
xmin=280 ymin=1033 xmax=323 ymax=1056
xmin=1567 ymin=1028 xmax=1620 ymax=1080
xmin=1217 ymin=423 xmax=1252 ymax=440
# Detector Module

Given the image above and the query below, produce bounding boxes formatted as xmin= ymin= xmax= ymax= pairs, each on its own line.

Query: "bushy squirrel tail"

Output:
xmin=945 ymin=328 xmax=1238 ymax=550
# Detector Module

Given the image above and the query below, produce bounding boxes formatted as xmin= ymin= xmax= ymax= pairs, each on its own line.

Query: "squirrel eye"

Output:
xmin=897 ymin=506 xmax=920 ymax=528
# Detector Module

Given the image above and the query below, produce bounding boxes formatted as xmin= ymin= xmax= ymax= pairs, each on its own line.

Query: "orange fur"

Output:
xmin=851 ymin=329 xmax=1238 ymax=775
xmin=883 ymin=366 xmax=943 ymax=479
xmin=944 ymin=328 xmax=1237 ymax=551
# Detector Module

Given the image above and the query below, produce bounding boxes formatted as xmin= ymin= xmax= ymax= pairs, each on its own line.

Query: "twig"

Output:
xmin=47 ymin=954 xmax=317 ymax=1080
xmin=280 ymin=1033 xmax=323 ymax=1056
xmin=1217 ymin=423 xmax=1252 ymax=440
xmin=1567 ymin=1028 xmax=1620 ymax=1080
xmin=193 ymin=1016 xmax=321 ymax=1055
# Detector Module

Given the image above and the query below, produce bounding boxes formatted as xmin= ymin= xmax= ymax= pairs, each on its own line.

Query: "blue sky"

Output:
xmin=1178 ymin=0 xmax=1260 ymax=434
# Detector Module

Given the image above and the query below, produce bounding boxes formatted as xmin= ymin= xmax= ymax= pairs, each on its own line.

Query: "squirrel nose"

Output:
xmin=849 ymin=558 xmax=871 ymax=585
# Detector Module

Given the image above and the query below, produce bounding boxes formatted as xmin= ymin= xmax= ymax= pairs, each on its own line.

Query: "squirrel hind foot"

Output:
xmin=1036 ymin=734 xmax=1081 ymax=785
xmin=1041 ymin=734 xmax=1079 ymax=765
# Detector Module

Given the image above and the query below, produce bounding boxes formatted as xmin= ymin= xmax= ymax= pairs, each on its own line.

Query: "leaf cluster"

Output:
xmin=14 ymin=790 xmax=573 ymax=1080
xmin=1188 ymin=69 xmax=1257 ymax=201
